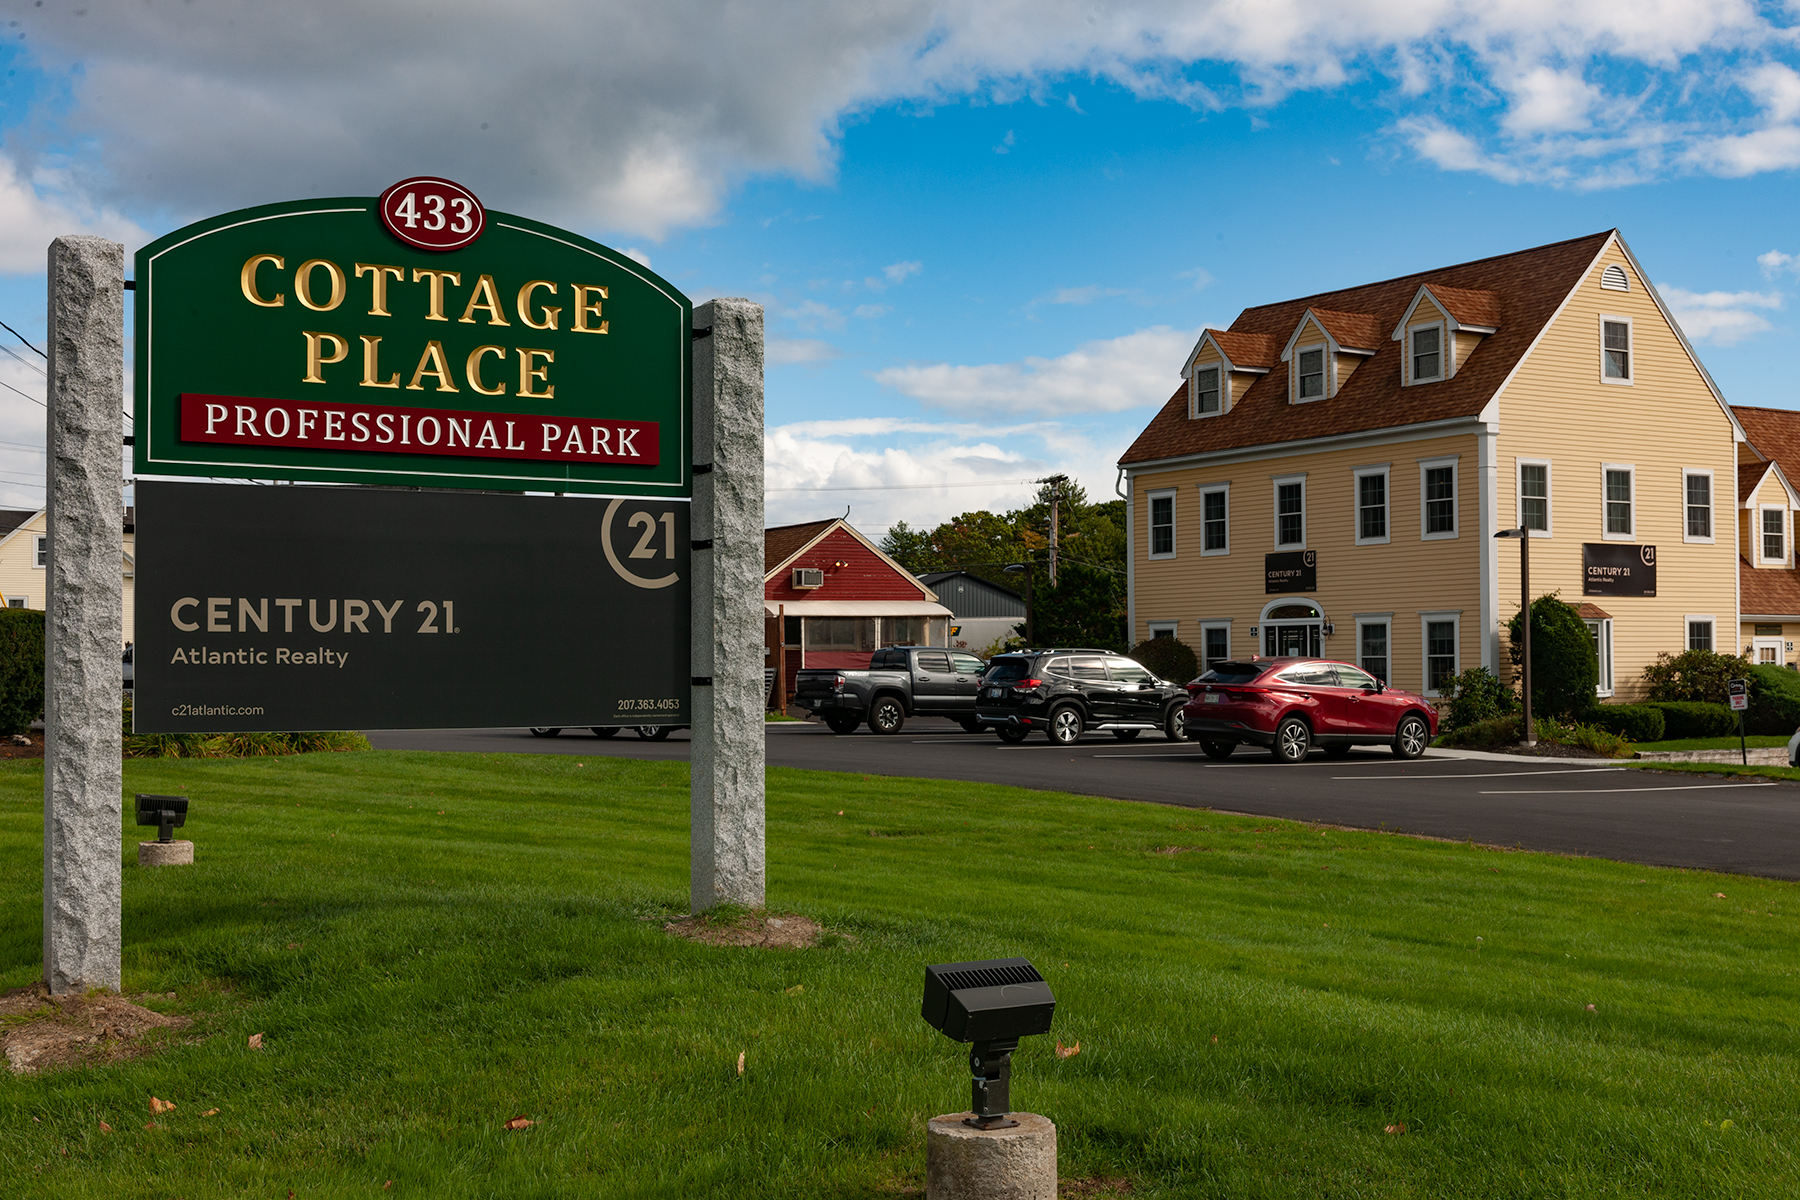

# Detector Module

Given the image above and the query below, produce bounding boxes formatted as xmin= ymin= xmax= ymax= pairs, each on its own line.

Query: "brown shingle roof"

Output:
xmin=764 ymin=519 xmax=839 ymax=575
xmin=1308 ymin=308 xmax=1385 ymax=352
xmin=1734 ymin=406 xmax=1800 ymax=488
xmin=1423 ymin=284 xmax=1502 ymax=329
xmin=1121 ymin=231 xmax=1614 ymax=466
xmin=1739 ymin=461 xmax=1774 ymax=505
xmin=1742 ymin=556 xmax=1800 ymax=618
xmin=1207 ymin=330 xmax=1277 ymax=370
xmin=0 ymin=509 xmax=35 ymax=538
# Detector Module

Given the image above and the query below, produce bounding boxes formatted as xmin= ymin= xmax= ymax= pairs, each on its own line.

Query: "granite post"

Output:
xmin=926 ymin=1113 xmax=1058 ymax=1199
xmin=43 ymin=235 xmax=125 ymax=994
xmin=689 ymin=298 xmax=765 ymax=911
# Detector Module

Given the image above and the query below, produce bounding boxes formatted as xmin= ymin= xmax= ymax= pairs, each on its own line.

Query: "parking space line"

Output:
xmin=1479 ymin=782 xmax=1780 ymax=795
xmin=1338 ymin=768 xmax=1627 ymax=780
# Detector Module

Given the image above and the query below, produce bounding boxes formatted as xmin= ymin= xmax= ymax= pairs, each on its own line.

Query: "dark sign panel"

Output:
xmin=134 ymin=184 xmax=689 ymax=496
xmin=1583 ymin=543 xmax=1657 ymax=597
xmin=133 ymin=482 xmax=689 ymax=733
xmin=1265 ymin=550 xmax=1317 ymax=594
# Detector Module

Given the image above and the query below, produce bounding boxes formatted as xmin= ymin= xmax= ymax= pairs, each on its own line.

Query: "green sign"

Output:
xmin=134 ymin=186 xmax=691 ymax=496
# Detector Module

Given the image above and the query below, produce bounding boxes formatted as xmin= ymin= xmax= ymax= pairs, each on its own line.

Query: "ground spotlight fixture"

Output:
xmin=135 ymin=794 xmax=189 ymax=843
xmin=922 ymin=957 xmax=1056 ymax=1129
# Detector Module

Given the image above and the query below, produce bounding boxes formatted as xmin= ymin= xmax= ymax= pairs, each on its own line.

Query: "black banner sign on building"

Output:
xmin=1265 ymin=550 xmax=1318 ymax=594
xmin=134 ymin=481 xmax=689 ymax=733
xmin=1583 ymin=542 xmax=1657 ymax=597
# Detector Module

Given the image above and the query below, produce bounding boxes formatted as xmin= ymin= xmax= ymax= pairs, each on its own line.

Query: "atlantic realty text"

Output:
xmin=168 ymin=646 xmax=353 ymax=668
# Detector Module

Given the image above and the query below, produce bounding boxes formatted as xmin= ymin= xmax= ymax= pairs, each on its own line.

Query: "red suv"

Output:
xmin=1182 ymin=657 xmax=1437 ymax=763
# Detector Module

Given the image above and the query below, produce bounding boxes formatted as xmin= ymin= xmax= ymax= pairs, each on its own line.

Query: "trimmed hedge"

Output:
xmin=1129 ymin=637 xmax=1199 ymax=685
xmin=1641 ymin=701 xmax=1738 ymax=740
xmin=1581 ymin=704 xmax=1664 ymax=743
xmin=0 ymin=608 xmax=46 ymax=737
xmin=1747 ymin=664 xmax=1800 ymax=736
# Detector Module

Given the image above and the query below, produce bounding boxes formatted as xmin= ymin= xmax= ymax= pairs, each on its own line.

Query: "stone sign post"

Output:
xmin=44 ymin=235 xmax=126 ymax=994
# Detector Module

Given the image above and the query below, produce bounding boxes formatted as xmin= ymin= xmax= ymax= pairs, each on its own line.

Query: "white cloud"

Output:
xmin=883 ymin=260 xmax=923 ymax=285
xmin=1499 ymin=67 xmax=1604 ymax=136
xmin=1041 ymin=285 xmax=1128 ymax=305
xmin=853 ymin=303 xmax=891 ymax=318
xmin=1760 ymin=249 xmax=1799 ymax=278
xmin=768 ymin=337 xmax=843 ymax=365
xmin=875 ymin=325 xmax=1197 ymax=415
xmin=1658 ymin=282 xmax=1783 ymax=344
xmin=0 ymin=154 xmax=148 ymax=275
xmin=1177 ymin=267 xmax=1214 ymax=291
xmin=621 ymin=247 xmax=653 ymax=268
xmin=994 ymin=130 xmax=1017 ymax=154
xmin=784 ymin=299 xmax=846 ymax=332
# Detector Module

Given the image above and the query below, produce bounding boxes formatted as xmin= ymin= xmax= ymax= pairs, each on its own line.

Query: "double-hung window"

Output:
xmin=34 ymin=535 xmax=47 ymax=568
xmin=1193 ymin=366 xmax=1222 ymax=416
xmin=1683 ymin=471 xmax=1713 ymax=542
xmin=1603 ymin=465 xmax=1634 ymax=539
xmin=1148 ymin=490 xmax=1176 ymax=559
xmin=1358 ymin=618 xmax=1390 ymax=685
xmin=1762 ymin=507 xmax=1786 ymax=565
xmin=1200 ymin=622 xmax=1231 ymax=673
xmin=1274 ymin=476 xmax=1305 ymax=547
xmin=1200 ymin=485 xmax=1229 ymax=555
xmin=1601 ymin=317 xmax=1632 ymax=383
xmin=1296 ymin=347 xmax=1326 ymax=400
xmin=1687 ymin=618 xmax=1715 ymax=652
xmin=1410 ymin=325 xmax=1443 ymax=383
xmin=1518 ymin=460 xmax=1550 ymax=533
xmin=1354 ymin=466 xmax=1389 ymax=545
xmin=1421 ymin=613 xmax=1460 ymax=694
xmin=1420 ymin=458 xmax=1457 ymax=539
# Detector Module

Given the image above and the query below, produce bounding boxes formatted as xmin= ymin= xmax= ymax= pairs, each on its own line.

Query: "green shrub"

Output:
xmin=1437 ymin=711 xmax=1633 ymax=758
xmin=1437 ymin=666 xmax=1516 ymax=732
xmin=1641 ymin=701 xmax=1739 ymax=740
xmin=1640 ymin=649 xmax=1755 ymax=703
xmin=121 ymin=696 xmax=370 ymax=758
xmin=1536 ymin=717 xmax=1635 ymax=758
xmin=1506 ymin=594 xmax=1596 ymax=718
xmin=1746 ymin=664 xmax=1800 ymax=736
xmin=1129 ymin=637 xmax=1199 ymax=684
xmin=0 ymin=608 xmax=46 ymax=737
xmin=1438 ymin=714 xmax=1521 ymax=749
xmin=1581 ymin=704 xmax=1665 ymax=743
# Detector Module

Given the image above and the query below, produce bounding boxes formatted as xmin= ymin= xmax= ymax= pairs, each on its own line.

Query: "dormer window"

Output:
xmin=1296 ymin=347 xmax=1325 ymax=399
xmin=1410 ymin=326 xmax=1443 ymax=383
xmin=1194 ymin=366 xmax=1221 ymax=415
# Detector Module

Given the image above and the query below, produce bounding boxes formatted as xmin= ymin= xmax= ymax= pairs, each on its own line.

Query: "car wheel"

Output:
xmin=1048 ymin=706 xmax=1084 ymax=746
xmin=636 ymin=726 xmax=672 ymax=741
xmin=529 ymin=727 xmax=561 ymax=738
xmin=1322 ymin=742 xmax=1352 ymax=759
xmin=589 ymin=727 xmax=619 ymax=738
xmin=1200 ymin=740 xmax=1234 ymax=760
xmin=996 ymin=725 xmax=1030 ymax=744
xmin=825 ymin=714 xmax=862 ymax=735
xmin=959 ymin=718 xmax=985 ymax=734
xmin=868 ymin=697 xmax=906 ymax=735
xmin=1272 ymin=717 xmax=1310 ymax=763
xmin=1163 ymin=704 xmax=1186 ymax=742
xmin=1112 ymin=728 xmax=1140 ymax=741
xmin=1393 ymin=714 xmax=1429 ymax=759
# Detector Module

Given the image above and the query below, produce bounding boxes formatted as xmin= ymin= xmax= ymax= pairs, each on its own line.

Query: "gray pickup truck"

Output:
xmin=793 ymin=646 xmax=988 ymax=734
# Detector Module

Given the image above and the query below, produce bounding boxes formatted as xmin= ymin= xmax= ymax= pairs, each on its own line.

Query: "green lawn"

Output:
xmin=1633 ymin=734 xmax=1789 ymax=753
xmin=2 ymin=751 xmax=1798 ymax=1198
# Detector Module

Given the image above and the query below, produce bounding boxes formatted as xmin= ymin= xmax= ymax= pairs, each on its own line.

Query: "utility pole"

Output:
xmin=1043 ymin=474 xmax=1068 ymax=589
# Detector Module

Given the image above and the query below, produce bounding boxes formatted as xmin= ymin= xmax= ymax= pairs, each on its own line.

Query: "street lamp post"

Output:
xmin=1494 ymin=528 xmax=1535 ymax=747
xmin=1003 ymin=561 xmax=1036 ymax=646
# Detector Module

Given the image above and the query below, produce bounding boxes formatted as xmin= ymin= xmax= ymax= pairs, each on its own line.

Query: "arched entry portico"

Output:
xmin=1256 ymin=598 xmax=1327 ymax=658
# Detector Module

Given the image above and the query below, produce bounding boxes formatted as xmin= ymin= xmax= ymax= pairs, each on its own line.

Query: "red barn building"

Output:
xmin=764 ymin=518 xmax=952 ymax=701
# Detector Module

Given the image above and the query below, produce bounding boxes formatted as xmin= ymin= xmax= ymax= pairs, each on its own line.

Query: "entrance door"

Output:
xmin=1266 ymin=623 xmax=1321 ymax=657
xmin=1753 ymin=637 xmax=1783 ymax=667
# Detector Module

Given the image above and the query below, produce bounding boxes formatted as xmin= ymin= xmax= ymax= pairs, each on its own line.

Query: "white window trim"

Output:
xmin=1272 ymin=472 xmax=1307 ymax=549
xmin=1516 ymin=457 xmax=1553 ymax=538
xmin=1405 ymin=321 xmax=1447 ymax=385
xmin=1685 ymin=614 xmax=1717 ymax=653
xmin=1419 ymin=609 xmax=1462 ymax=698
xmin=1758 ymin=504 xmax=1789 ymax=567
xmin=1585 ymin=617 xmax=1615 ymax=698
xmin=1292 ymin=342 xmax=1331 ymax=404
xmin=1681 ymin=468 xmax=1716 ymax=545
xmin=1352 ymin=463 xmax=1391 ymax=546
xmin=1354 ymin=613 xmax=1393 ymax=685
xmin=1198 ymin=482 xmax=1231 ymax=557
xmin=1146 ymin=488 xmax=1178 ymax=560
xmin=1418 ymin=455 xmax=1460 ymax=541
xmin=1600 ymin=462 xmax=1636 ymax=542
xmin=1189 ymin=360 xmax=1226 ymax=419
xmin=1198 ymin=619 xmax=1233 ymax=669
xmin=1600 ymin=313 xmax=1634 ymax=386
xmin=4 ymin=596 xmax=27 ymax=609
xmin=33 ymin=534 xmax=47 ymax=569
xmin=1146 ymin=620 xmax=1179 ymax=640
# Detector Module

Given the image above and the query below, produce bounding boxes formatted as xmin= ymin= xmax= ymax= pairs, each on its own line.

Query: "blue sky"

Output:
xmin=2 ymin=1 xmax=1798 ymax=531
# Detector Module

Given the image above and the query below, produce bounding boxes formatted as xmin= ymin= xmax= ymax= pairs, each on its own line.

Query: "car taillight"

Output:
xmin=1010 ymin=678 xmax=1043 ymax=693
xmin=833 ymin=674 xmax=846 ymax=687
xmin=1186 ymin=683 xmax=1203 ymax=697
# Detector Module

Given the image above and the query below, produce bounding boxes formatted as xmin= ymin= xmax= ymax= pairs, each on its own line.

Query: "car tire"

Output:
xmin=529 ymin=727 xmax=562 ymax=738
xmin=1322 ymin=742 xmax=1352 ymax=759
xmin=868 ymin=697 xmax=906 ymax=735
xmin=1112 ymin=728 xmax=1140 ymax=741
xmin=1272 ymin=717 xmax=1310 ymax=763
xmin=825 ymin=715 xmax=862 ymax=735
xmin=959 ymin=718 xmax=985 ymax=734
xmin=1163 ymin=704 xmax=1186 ymax=742
xmin=1048 ymin=706 xmax=1084 ymax=746
xmin=1393 ymin=714 xmax=1430 ymax=759
xmin=1200 ymin=740 xmax=1235 ymax=760
xmin=636 ymin=726 xmax=672 ymax=741
xmin=996 ymin=725 xmax=1030 ymax=744
xmin=589 ymin=727 xmax=619 ymax=738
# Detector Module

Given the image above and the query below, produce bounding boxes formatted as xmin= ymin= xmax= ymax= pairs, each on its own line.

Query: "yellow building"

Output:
xmin=1119 ymin=231 xmax=1743 ymax=703
xmin=1730 ymin=407 xmax=1800 ymax=665
xmin=0 ymin=507 xmax=138 ymax=646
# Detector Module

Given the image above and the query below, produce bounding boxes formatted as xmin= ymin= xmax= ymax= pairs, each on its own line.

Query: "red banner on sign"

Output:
xmin=178 ymin=394 xmax=659 ymax=467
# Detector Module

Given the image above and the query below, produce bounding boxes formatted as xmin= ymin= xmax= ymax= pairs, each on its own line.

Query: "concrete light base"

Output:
xmin=137 ymin=841 xmax=194 ymax=867
xmin=926 ymin=1112 xmax=1056 ymax=1200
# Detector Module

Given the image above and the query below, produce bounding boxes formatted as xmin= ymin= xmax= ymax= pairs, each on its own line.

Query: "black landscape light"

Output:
xmin=135 ymin=794 xmax=188 ymax=843
xmin=922 ymin=957 xmax=1056 ymax=1128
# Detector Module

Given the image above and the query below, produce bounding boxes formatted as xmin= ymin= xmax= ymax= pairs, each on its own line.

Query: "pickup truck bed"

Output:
xmin=793 ymin=646 xmax=988 ymax=734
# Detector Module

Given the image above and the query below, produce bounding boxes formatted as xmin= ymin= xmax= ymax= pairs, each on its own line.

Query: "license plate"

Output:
xmin=1203 ymin=692 xmax=1221 ymax=703
xmin=986 ymin=688 xmax=1002 ymax=698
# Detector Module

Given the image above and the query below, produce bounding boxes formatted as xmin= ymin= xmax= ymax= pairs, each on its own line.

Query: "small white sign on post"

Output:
xmin=1729 ymin=679 xmax=1748 ymax=712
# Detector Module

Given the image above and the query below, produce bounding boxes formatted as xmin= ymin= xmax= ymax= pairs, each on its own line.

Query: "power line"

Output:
xmin=0 ymin=319 xmax=45 ymax=358
xmin=0 ymin=341 xmax=45 ymax=376
xmin=1 ymin=378 xmax=44 ymax=408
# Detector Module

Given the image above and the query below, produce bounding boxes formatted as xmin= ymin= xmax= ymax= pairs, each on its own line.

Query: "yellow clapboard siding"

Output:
xmin=1454 ymin=330 xmax=1484 ymax=373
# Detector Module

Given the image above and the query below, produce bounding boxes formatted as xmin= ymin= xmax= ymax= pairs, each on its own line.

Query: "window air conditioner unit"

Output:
xmin=793 ymin=567 xmax=825 ymax=589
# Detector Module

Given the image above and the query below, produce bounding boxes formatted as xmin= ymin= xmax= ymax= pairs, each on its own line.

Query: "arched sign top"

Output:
xmin=379 ymin=177 xmax=487 ymax=251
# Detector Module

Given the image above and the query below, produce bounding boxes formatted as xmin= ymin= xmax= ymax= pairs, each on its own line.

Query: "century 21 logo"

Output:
xmin=603 ymin=499 xmax=678 ymax=590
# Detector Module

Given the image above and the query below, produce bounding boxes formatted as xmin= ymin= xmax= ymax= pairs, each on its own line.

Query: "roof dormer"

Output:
xmin=1181 ymin=329 xmax=1274 ymax=419
xmin=1278 ymin=308 xmax=1379 ymax=403
xmin=1391 ymin=284 xmax=1500 ymax=386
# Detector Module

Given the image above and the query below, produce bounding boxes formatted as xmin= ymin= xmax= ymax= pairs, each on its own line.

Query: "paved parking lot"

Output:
xmin=366 ymin=719 xmax=1800 ymax=879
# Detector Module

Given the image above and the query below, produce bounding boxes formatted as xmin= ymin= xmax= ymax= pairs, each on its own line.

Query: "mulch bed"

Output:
xmin=663 ymin=911 xmax=825 ymax=949
xmin=1 ymin=982 xmax=190 ymax=1074
xmin=0 ymin=731 xmax=44 ymax=761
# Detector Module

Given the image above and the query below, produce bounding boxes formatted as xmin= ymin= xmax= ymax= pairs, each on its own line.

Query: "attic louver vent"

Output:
xmin=1600 ymin=264 xmax=1630 ymax=292
xmin=793 ymin=567 xmax=824 ymax=589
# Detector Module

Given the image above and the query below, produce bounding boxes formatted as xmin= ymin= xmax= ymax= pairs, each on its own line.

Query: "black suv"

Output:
xmin=974 ymin=649 xmax=1189 ymax=745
